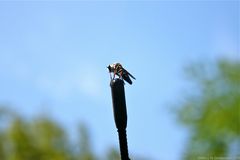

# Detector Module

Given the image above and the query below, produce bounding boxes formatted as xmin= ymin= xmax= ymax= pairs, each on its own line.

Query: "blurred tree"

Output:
xmin=0 ymin=109 xmax=94 ymax=160
xmin=30 ymin=117 xmax=72 ymax=160
xmin=0 ymin=130 xmax=5 ymax=160
xmin=0 ymin=107 xmax=146 ymax=160
xmin=7 ymin=118 xmax=38 ymax=160
xmin=105 ymin=147 xmax=121 ymax=160
xmin=0 ymin=106 xmax=147 ymax=160
xmin=77 ymin=123 xmax=95 ymax=160
xmin=105 ymin=147 xmax=148 ymax=160
xmin=176 ymin=60 xmax=240 ymax=159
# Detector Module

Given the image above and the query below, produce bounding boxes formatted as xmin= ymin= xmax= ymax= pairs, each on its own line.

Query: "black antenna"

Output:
xmin=110 ymin=78 xmax=131 ymax=160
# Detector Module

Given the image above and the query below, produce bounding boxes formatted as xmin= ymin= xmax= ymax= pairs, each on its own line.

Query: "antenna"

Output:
xmin=110 ymin=78 xmax=131 ymax=160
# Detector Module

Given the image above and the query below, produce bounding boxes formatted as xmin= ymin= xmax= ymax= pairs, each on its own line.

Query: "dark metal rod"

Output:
xmin=110 ymin=78 xmax=131 ymax=160
xmin=118 ymin=129 xmax=130 ymax=160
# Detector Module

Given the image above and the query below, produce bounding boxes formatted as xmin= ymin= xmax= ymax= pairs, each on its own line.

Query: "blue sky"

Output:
xmin=0 ymin=1 xmax=239 ymax=159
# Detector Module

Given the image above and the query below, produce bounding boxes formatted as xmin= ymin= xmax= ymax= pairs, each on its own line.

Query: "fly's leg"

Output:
xmin=109 ymin=72 xmax=113 ymax=80
xmin=120 ymin=71 xmax=123 ymax=80
xmin=113 ymin=70 xmax=116 ymax=80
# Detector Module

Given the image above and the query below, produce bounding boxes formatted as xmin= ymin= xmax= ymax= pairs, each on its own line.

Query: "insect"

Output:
xmin=107 ymin=63 xmax=136 ymax=85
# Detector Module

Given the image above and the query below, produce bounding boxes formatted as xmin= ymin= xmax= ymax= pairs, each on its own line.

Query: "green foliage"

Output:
xmin=105 ymin=147 xmax=121 ymax=160
xmin=0 ymin=114 xmax=74 ymax=160
xmin=77 ymin=123 xmax=95 ymax=160
xmin=0 ymin=107 xmax=146 ymax=160
xmin=0 ymin=107 xmax=96 ymax=160
xmin=177 ymin=60 xmax=240 ymax=159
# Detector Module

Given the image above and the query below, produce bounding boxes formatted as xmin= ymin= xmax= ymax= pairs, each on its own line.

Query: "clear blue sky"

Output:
xmin=0 ymin=1 xmax=239 ymax=159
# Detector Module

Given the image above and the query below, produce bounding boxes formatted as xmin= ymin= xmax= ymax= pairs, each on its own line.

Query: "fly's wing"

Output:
xmin=127 ymin=72 xmax=136 ymax=79
xmin=123 ymin=68 xmax=136 ymax=80
xmin=122 ymin=74 xmax=132 ymax=84
xmin=122 ymin=68 xmax=135 ymax=84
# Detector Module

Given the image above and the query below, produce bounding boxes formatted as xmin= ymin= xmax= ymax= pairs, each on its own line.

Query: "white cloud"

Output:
xmin=0 ymin=54 xmax=107 ymax=102
xmin=35 ymin=63 xmax=103 ymax=100
xmin=77 ymin=71 xmax=101 ymax=98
